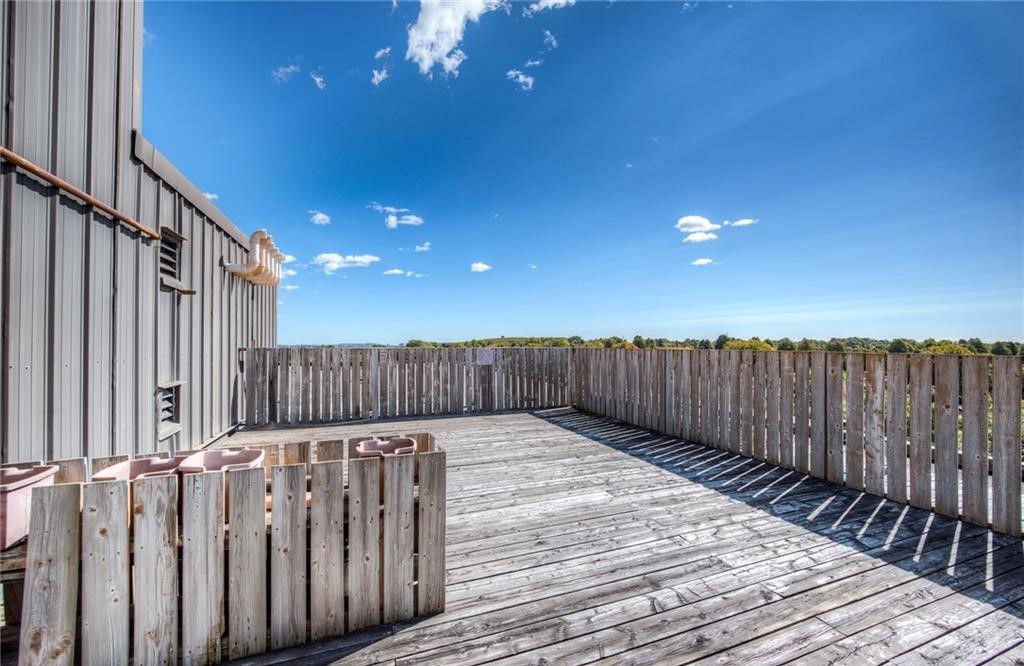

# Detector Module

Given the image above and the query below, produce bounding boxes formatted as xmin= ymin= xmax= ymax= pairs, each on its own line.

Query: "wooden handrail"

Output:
xmin=0 ymin=145 xmax=161 ymax=240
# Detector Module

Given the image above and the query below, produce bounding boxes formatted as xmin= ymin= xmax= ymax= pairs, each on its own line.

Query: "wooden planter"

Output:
xmin=4 ymin=438 xmax=446 ymax=665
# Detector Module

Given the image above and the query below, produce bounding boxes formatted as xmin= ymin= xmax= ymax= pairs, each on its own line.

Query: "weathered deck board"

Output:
xmin=225 ymin=409 xmax=1024 ymax=666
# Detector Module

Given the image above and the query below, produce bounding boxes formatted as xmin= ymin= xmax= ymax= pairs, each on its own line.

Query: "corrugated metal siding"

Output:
xmin=0 ymin=0 xmax=278 ymax=463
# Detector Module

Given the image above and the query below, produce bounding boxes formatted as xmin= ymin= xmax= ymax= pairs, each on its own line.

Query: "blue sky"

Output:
xmin=142 ymin=1 xmax=1023 ymax=345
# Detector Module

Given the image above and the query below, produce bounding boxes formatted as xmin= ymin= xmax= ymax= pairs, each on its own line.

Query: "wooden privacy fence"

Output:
xmin=244 ymin=347 xmax=573 ymax=427
xmin=574 ymin=348 xmax=1023 ymax=537
xmin=10 ymin=437 xmax=446 ymax=665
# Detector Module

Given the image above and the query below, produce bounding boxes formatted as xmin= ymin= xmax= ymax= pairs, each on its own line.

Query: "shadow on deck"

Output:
xmin=225 ymin=408 xmax=1024 ymax=666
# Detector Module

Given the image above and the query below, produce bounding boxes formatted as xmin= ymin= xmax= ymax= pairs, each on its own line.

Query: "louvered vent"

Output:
xmin=159 ymin=235 xmax=180 ymax=278
xmin=158 ymin=386 xmax=179 ymax=424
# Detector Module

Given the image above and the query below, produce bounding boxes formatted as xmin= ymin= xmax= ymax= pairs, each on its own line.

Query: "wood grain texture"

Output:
xmin=825 ymin=353 xmax=844 ymax=484
xmin=182 ymin=471 xmax=225 ymax=666
xmin=80 ymin=481 xmax=129 ymax=665
xmin=863 ymin=353 xmax=886 ymax=496
xmin=844 ymin=353 xmax=865 ymax=491
xmin=884 ymin=353 xmax=908 ymax=504
xmin=810 ymin=352 xmax=827 ymax=478
xmin=132 ymin=474 xmax=179 ymax=664
xmin=18 ymin=484 xmax=80 ymax=666
xmin=383 ymin=454 xmax=416 ymax=623
xmin=779 ymin=351 xmax=794 ymax=469
xmin=908 ymin=354 xmax=933 ymax=511
xmin=765 ymin=352 xmax=781 ymax=466
xmin=228 ymin=467 xmax=268 ymax=659
xmin=932 ymin=355 xmax=959 ymax=519
xmin=349 ymin=456 xmax=382 ymax=631
xmin=794 ymin=352 xmax=810 ymax=474
xmin=991 ymin=355 xmax=1022 ymax=536
xmin=311 ymin=460 xmax=347 ymax=640
xmin=960 ymin=355 xmax=988 ymax=527
xmin=270 ymin=464 xmax=308 ymax=649
xmin=418 ymin=449 xmax=447 ymax=616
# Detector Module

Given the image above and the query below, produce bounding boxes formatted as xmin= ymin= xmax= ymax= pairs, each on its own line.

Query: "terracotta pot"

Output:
xmin=91 ymin=454 xmax=190 ymax=482
xmin=1 ymin=465 xmax=58 ymax=550
xmin=354 ymin=437 xmax=418 ymax=458
xmin=178 ymin=448 xmax=265 ymax=474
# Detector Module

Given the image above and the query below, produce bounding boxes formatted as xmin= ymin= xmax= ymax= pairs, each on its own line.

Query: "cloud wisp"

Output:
xmin=691 ymin=258 xmax=715 ymax=266
xmin=370 ymin=202 xmax=425 ymax=229
xmin=384 ymin=268 xmax=426 ymax=278
xmin=406 ymin=0 xmax=505 ymax=78
xmin=272 ymin=64 xmax=301 ymax=83
xmin=313 ymin=253 xmax=380 ymax=274
xmin=310 ymin=70 xmax=327 ymax=90
xmin=507 ymin=69 xmax=534 ymax=91
xmin=470 ymin=262 xmax=492 ymax=272
xmin=415 ymin=241 xmax=432 ymax=252
xmin=202 ymin=192 xmax=219 ymax=202
xmin=524 ymin=0 xmax=576 ymax=17
xmin=309 ymin=210 xmax=331 ymax=226
xmin=372 ymin=46 xmax=392 ymax=86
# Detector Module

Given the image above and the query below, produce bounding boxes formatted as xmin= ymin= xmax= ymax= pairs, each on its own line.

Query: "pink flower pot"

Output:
xmin=354 ymin=437 xmax=418 ymax=458
xmin=178 ymin=448 xmax=265 ymax=474
xmin=1 ymin=465 xmax=58 ymax=550
xmin=91 ymin=454 xmax=190 ymax=482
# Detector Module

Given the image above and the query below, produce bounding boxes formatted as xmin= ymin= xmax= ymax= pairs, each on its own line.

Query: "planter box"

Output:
xmin=0 ymin=465 xmax=58 ymax=550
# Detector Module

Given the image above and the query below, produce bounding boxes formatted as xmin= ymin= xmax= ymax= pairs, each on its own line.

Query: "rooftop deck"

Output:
xmin=227 ymin=408 xmax=1024 ymax=666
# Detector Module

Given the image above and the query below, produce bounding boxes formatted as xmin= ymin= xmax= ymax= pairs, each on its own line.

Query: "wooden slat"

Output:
xmin=133 ymin=475 xmax=179 ymax=664
xmin=908 ymin=354 xmax=933 ymax=510
xmin=885 ymin=353 xmax=908 ymax=503
xmin=810 ymin=351 xmax=827 ymax=478
xmin=863 ymin=353 xmax=886 ymax=496
xmin=270 ymin=464 xmax=307 ymax=649
xmin=50 ymin=457 xmax=88 ymax=484
xmin=228 ymin=467 xmax=267 ymax=659
xmin=418 ymin=449 xmax=447 ymax=616
xmin=80 ymin=481 xmax=129 ymax=665
xmin=245 ymin=348 xmax=257 ymax=426
xmin=728 ymin=350 xmax=741 ymax=455
xmin=825 ymin=353 xmax=844 ymax=484
xmin=18 ymin=484 xmax=80 ymax=666
xmin=383 ymin=454 xmax=416 ymax=623
xmin=752 ymin=352 xmax=766 ymax=460
xmin=961 ymin=355 xmax=989 ymax=527
xmin=765 ymin=351 xmax=781 ymax=465
xmin=349 ymin=456 xmax=382 ymax=631
xmin=678 ymin=350 xmax=691 ymax=440
xmin=845 ymin=353 xmax=865 ymax=490
xmin=991 ymin=355 xmax=1022 ymax=536
xmin=284 ymin=440 xmax=311 ymax=471
xmin=779 ymin=351 xmax=794 ymax=469
xmin=794 ymin=352 xmax=810 ymax=473
xmin=932 ymin=355 xmax=959 ymax=518
xmin=311 ymin=460 xmax=347 ymax=640
xmin=316 ymin=439 xmax=346 ymax=463
xmin=739 ymin=351 xmax=752 ymax=457
xmin=182 ymin=471 xmax=225 ymax=666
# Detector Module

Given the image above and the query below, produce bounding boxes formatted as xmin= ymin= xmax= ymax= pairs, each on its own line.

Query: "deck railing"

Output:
xmin=573 ymin=348 xmax=1023 ymax=537
xmin=243 ymin=346 xmax=573 ymax=426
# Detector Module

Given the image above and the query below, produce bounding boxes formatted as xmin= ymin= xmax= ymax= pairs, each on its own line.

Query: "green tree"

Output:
xmin=714 ymin=334 xmax=731 ymax=350
xmin=724 ymin=338 xmax=774 ymax=351
xmin=825 ymin=339 xmax=845 ymax=352
xmin=777 ymin=337 xmax=796 ymax=351
xmin=990 ymin=341 xmax=1019 ymax=355
xmin=921 ymin=341 xmax=975 ymax=355
xmin=888 ymin=338 xmax=915 ymax=353
xmin=797 ymin=338 xmax=816 ymax=351
xmin=965 ymin=337 xmax=989 ymax=354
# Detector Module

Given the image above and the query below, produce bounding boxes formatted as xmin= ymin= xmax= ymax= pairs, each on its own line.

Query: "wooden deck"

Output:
xmin=226 ymin=408 xmax=1024 ymax=666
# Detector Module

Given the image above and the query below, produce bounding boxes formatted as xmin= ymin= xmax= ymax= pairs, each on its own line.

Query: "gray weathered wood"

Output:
xmin=825 ymin=353 xmax=844 ymax=484
xmin=383 ymin=454 xmax=416 ymax=623
xmin=311 ymin=460 xmax=347 ymax=640
xmin=349 ymin=456 xmax=382 ymax=631
xmin=932 ymin=355 xmax=959 ymax=519
xmin=270 ymin=464 xmax=307 ymax=649
xmin=845 ymin=353 xmax=865 ymax=490
xmin=960 ymin=355 xmax=988 ymax=527
xmin=132 ymin=474 xmax=179 ymax=664
xmin=885 ymin=353 xmax=908 ymax=503
xmin=182 ymin=471 xmax=224 ymax=666
xmin=80 ymin=481 xmax=129 ymax=665
xmin=863 ymin=353 xmax=886 ymax=496
xmin=418 ymin=449 xmax=447 ymax=616
xmin=991 ymin=355 xmax=1022 ymax=536
xmin=18 ymin=484 xmax=80 ymax=666
xmin=908 ymin=354 xmax=933 ymax=511
xmin=228 ymin=467 xmax=267 ymax=659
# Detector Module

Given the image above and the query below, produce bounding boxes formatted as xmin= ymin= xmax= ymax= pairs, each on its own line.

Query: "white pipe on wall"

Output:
xmin=225 ymin=229 xmax=283 ymax=285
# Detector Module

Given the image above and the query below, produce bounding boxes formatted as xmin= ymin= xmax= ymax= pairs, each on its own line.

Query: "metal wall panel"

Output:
xmin=0 ymin=0 xmax=278 ymax=463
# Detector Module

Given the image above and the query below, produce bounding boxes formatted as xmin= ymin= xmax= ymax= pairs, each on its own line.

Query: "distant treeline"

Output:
xmin=405 ymin=335 xmax=1022 ymax=355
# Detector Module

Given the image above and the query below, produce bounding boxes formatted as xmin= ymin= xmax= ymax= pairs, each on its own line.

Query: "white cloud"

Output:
xmin=272 ymin=64 xmax=300 ymax=83
xmin=143 ymin=26 xmax=157 ymax=46
xmin=542 ymin=29 xmax=558 ymax=50
xmin=369 ymin=202 xmax=409 ymax=214
xmin=282 ymin=284 xmax=300 ymax=291
xmin=527 ymin=263 xmax=538 ymax=269
xmin=384 ymin=268 xmax=425 ymax=278
xmin=386 ymin=213 xmax=424 ymax=229
xmin=313 ymin=253 xmax=381 ymax=274
xmin=674 ymin=215 xmax=721 ymax=233
xmin=309 ymin=210 xmax=331 ymax=225
xmin=415 ymin=241 xmax=432 ymax=252
xmin=625 ymin=163 xmax=634 ymax=169
xmin=506 ymin=69 xmax=534 ymax=91
xmin=310 ymin=70 xmax=327 ymax=90
xmin=728 ymin=218 xmax=758 ymax=227
xmin=281 ymin=254 xmax=297 ymax=264
xmin=691 ymin=258 xmax=715 ymax=266
xmin=406 ymin=0 xmax=505 ymax=77
xmin=524 ymin=0 xmax=575 ymax=16
xmin=202 ymin=192 xmax=219 ymax=201
xmin=372 ymin=68 xmax=390 ymax=86
xmin=524 ymin=58 xmax=543 ymax=68
xmin=281 ymin=268 xmax=298 ymax=278
xmin=683 ymin=231 xmax=718 ymax=243
xmin=375 ymin=46 xmax=392 ymax=60
xmin=470 ymin=262 xmax=492 ymax=272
